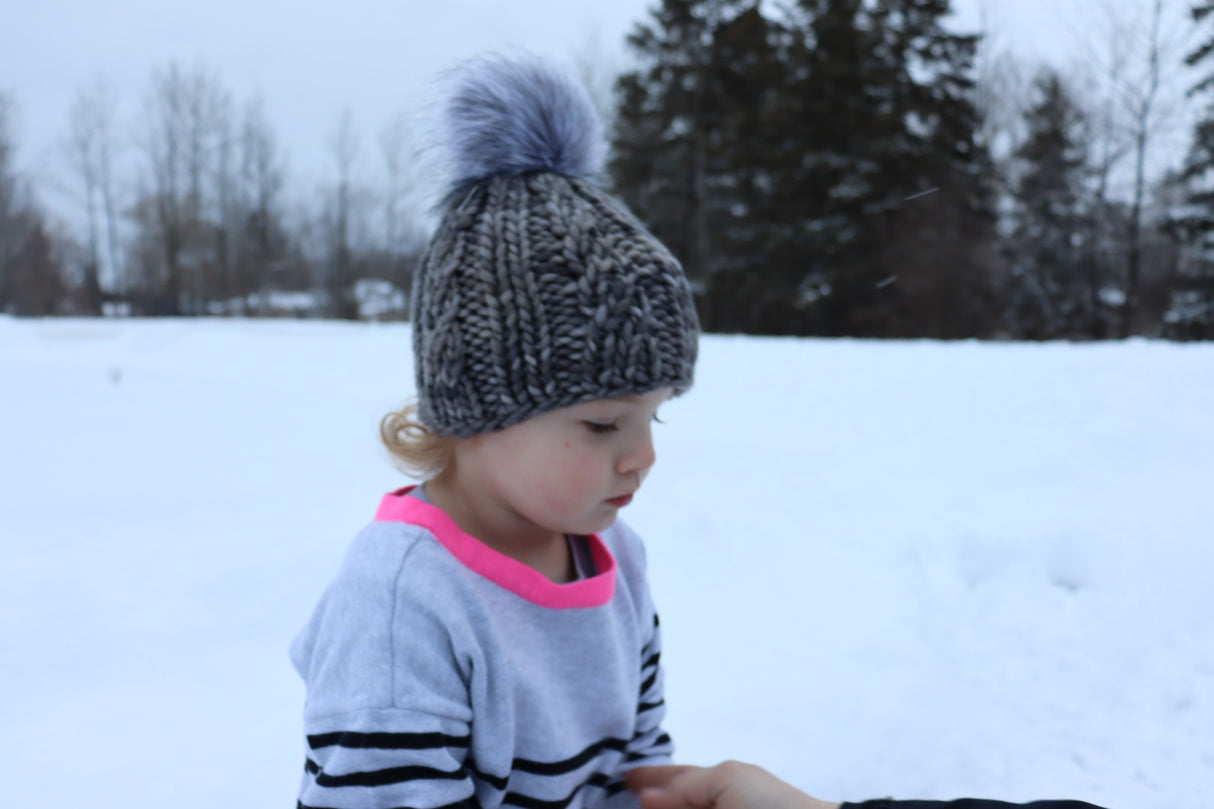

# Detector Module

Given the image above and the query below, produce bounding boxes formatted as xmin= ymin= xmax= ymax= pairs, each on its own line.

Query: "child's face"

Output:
xmin=458 ymin=387 xmax=671 ymax=542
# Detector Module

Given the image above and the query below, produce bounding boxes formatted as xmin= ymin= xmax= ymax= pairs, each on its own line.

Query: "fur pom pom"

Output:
xmin=443 ymin=55 xmax=606 ymax=195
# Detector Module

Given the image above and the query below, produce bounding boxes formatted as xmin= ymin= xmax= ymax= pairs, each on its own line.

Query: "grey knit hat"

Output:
xmin=412 ymin=56 xmax=699 ymax=437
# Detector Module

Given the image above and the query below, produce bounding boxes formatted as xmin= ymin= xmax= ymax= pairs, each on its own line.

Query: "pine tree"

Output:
xmin=611 ymin=0 xmax=997 ymax=336
xmin=1164 ymin=1 xmax=1214 ymax=339
xmin=779 ymin=0 xmax=998 ymax=336
xmin=610 ymin=0 xmax=769 ymax=331
xmin=1004 ymin=70 xmax=1104 ymax=339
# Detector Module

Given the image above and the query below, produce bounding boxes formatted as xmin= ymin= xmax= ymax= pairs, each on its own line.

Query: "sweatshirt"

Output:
xmin=290 ymin=486 xmax=672 ymax=809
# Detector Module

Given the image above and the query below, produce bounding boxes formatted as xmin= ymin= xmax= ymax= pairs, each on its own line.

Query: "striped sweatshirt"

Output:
xmin=290 ymin=487 xmax=673 ymax=809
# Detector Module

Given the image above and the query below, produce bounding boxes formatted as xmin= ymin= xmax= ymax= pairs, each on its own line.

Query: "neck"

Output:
xmin=424 ymin=473 xmax=575 ymax=584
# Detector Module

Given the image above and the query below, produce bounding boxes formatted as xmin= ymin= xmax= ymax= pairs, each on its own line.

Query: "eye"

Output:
xmin=582 ymin=420 xmax=618 ymax=435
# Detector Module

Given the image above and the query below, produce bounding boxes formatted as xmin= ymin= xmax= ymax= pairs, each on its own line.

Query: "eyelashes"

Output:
xmin=581 ymin=413 xmax=664 ymax=435
xmin=583 ymin=421 xmax=618 ymax=435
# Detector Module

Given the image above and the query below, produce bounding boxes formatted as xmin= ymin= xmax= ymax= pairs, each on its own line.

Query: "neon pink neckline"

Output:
xmin=374 ymin=486 xmax=617 ymax=609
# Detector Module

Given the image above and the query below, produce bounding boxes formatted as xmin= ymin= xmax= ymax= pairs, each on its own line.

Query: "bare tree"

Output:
xmin=1121 ymin=0 xmax=1166 ymax=336
xmin=0 ymin=92 xmax=20 ymax=312
xmin=64 ymin=75 xmax=125 ymax=314
xmin=972 ymin=0 xmax=1033 ymax=168
xmin=1076 ymin=0 xmax=1193 ymax=336
xmin=377 ymin=113 xmax=423 ymax=299
xmin=238 ymin=95 xmax=289 ymax=313
xmin=322 ymin=108 xmax=364 ymax=319
xmin=134 ymin=62 xmax=232 ymax=315
xmin=1 ymin=93 xmax=70 ymax=316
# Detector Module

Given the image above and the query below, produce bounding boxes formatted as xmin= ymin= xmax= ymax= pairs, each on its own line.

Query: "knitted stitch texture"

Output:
xmin=412 ymin=57 xmax=698 ymax=437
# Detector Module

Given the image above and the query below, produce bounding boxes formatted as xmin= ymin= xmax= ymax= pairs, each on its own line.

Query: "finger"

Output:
xmin=629 ymin=765 xmax=700 ymax=793
xmin=632 ymin=765 xmax=727 ymax=809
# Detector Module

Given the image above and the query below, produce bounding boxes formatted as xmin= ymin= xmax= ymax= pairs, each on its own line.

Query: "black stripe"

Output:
xmin=641 ymin=651 xmax=660 ymax=672
xmin=299 ymin=798 xmax=479 ymax=809
xmin=639 ymin=667 xmax=659 ymax=696
xmin=626 ymin=728 xmax=674 ymax=748
xmin=625 ymin=733 xmax=674 ymax=762
xmin=638 ymin=614 xmax=662 ymax=656
xmin=511 ymin=737 xmax=629 ymax=776
xmin=468 ymin=760 xmax=510 ymax=791
xmin=637 ymin=700 xmax=665 ymax=714
xmin=503 ymin=772 xmax=619 ymax=809
xmin=308 ymin=730 xmax=470 ymax=751
xmin=306 ymin=758 xmax=468 ymax=789
xmin=472 ymin=735 xmax=637 ymax=788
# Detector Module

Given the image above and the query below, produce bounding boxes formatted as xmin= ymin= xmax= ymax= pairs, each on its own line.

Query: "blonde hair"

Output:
xmin=380 ymin=401 xmax=458 ymax=479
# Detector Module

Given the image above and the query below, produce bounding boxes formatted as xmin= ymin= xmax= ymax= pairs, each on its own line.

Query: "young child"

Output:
xmin=290 ymin=55 xmax=699 ymax=809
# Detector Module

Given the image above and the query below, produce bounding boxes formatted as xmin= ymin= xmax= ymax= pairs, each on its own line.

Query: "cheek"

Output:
xmin=532 ymin=445 xmax=607 ymax=508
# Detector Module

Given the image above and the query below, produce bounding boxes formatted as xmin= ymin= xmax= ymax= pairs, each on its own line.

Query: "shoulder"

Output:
xmin=291 ymin=518 xmax=466 ymax=655
xmin=331 ymin=520 xmax=435 ymax=602
xmin=290 ymin=519 xmax=476 ymax=715
xmin=318 ymin=518 xmax=485 ymax=626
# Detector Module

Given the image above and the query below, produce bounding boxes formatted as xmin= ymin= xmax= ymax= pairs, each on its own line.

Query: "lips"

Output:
xmin=606 ymin=493 xmax=633 ymax=508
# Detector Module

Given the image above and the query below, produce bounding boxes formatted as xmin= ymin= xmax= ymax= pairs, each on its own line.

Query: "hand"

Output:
xmin=629 ymin=762 xmax=842 ymax=809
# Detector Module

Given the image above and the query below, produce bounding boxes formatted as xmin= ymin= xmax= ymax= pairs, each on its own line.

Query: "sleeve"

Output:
xmin=299 ymin=711 xmax=477 ymax=809
xmin=614 ymin=521 xmax=675 ymax=774
xmin=294 ymin=537 xmax=480 ymax=809
xmin=624 ymin=610 xmax=675 ymax=767
xmin=840 ymin=800 xmax=1108 ymax=809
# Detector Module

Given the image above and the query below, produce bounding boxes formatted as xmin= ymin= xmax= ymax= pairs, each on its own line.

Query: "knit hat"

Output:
xmin=412 ymin=56 xmax=699 ymax=437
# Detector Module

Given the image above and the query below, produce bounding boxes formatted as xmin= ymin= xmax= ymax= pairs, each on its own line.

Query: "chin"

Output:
xmin=563 ymin=514 xmax=614 ymax=537
xmin=588 ymin=513 xmax=619 ymax=534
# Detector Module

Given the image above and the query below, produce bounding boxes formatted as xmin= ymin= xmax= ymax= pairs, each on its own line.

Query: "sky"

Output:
xmin=0 ymin=0 xmax=1191 ymax=223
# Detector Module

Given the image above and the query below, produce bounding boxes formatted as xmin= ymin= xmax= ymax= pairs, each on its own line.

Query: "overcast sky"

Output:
xmin=0 ymin=0 xmax=1187 ymax=220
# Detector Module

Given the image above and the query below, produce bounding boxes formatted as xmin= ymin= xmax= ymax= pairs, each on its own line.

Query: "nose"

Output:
xmin=617 ymin=424 xmax=656 ymax=476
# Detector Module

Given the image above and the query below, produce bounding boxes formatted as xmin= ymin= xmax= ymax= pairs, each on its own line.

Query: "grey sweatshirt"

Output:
xmin=291 ymin=486 xmax=673 ymax=809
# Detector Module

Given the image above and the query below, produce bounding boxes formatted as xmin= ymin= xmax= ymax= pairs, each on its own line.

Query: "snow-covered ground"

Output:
xmin=2 ymin=317 xmax=1211 ymax=808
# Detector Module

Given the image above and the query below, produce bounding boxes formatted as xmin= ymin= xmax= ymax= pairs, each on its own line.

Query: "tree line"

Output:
xmin=2 ymin=0 xmax=1214 ymax=339
xmin=611 ymin=0 xmax=1214 ymax=339
xmin=0 ymin=65 xmax=425 ymax=321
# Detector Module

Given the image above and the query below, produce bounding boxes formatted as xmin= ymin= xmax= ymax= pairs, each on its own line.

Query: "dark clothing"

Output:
xmin=843 ymin=800 xmax=1106 ymax=809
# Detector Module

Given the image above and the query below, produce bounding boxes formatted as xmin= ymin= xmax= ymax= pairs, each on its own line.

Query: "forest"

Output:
xmin=3 ymin=0 xmax=1214 ymax=340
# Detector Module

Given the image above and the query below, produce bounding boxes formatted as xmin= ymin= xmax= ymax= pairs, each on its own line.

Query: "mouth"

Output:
xmin=606 ymin=493 xmax=634 ymax=508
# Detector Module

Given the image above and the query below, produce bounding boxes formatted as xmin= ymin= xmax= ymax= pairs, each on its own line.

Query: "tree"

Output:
xmin=132 ymin=61 xmax=233 ymax=315
xmin=318 ymin=108 xmax=367 ymax=320
xmin=64 ymin=89 xmax=104 ymax=315
xmin=6 ymin=220 xmax=69 ymax=316
xmin=1118 ymin=0 xmax=1169 ymax=336
xmin=0 ymin=93 xmax=68 ymax=316
xmin=1161 ymin=0 xmax=1214 ymax=339
xmin=611 ymin=0 xmax=759 ymax=330
xmin=233 ymin=95 xmax=291 ymax=314
xmin=1071 ymin=0 xmax=1193 ymax=336
xmin=775 ymin=0 xmax=999 ymax=336
xmin=376 ymin=113 xmax=423 ymax=305
xmin=0 ymin=92 xmax=21 ymax=313
xmin=1003 ymin=70 xmax=1105 ymax=339
xmin=612 ymin=0 xmax=1002 ymax=336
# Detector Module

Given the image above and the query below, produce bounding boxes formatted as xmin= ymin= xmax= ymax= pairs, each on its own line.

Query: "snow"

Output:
xmin=2 ymin=317 xmax=1212 ymax=808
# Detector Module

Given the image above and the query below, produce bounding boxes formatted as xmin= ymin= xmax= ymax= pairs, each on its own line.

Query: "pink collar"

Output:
xmin=375 ymin=486 xmax=617 ymax=609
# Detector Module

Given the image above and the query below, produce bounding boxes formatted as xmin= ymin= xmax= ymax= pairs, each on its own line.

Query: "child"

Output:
xmin=290 ymin=55 xmax=699 ymax=809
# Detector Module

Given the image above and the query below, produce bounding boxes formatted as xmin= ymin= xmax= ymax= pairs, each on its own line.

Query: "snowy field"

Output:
xmin=2 ymin=317 xmax=1212 ymax=809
